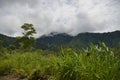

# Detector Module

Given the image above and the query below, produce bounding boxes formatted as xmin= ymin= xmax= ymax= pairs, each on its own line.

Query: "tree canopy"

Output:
xmin=17 ymin=23 xmax=36 ymax=49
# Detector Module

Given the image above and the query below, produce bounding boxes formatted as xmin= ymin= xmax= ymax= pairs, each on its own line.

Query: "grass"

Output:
xmin=0 ymin=51 xmax=58 ymax=79
xmin=0 ymin=43 xmax=120 ymax=80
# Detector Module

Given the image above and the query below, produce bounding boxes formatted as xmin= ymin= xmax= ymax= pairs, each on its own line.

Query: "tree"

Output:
xmin=17 ymin=23 xmax=36 ymax=49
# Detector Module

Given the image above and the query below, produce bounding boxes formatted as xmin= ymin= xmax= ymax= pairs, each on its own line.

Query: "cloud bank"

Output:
xmin=0 ymin=0 xmax=120 ymax=37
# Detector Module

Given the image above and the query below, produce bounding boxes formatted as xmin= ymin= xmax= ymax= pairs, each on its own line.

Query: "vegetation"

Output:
xmin=16 ymin=23 xmax=36 ymax=49
xmin=0 ymin=30 xmax=120 ymax=51
xmin=0 ymin=34 xmax=15 ymax=48
xmin=0 ymin=43 xmax=120 ymax=80
xmin=0 ymin=24 xmax=120 ymax=80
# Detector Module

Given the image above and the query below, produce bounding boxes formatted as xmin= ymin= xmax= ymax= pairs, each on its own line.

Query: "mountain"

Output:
xmin=36 ymin=31 xmax=120 ymax=49
xmin=70 ymin=31 xmax=120 ymax=48
xmin=0 ymin=34 xmax=16 ymax=47
xmin=36 ymin=33 xmax=73 ymax=50
xmin=0 ymin=31 xmax=120 ymax=50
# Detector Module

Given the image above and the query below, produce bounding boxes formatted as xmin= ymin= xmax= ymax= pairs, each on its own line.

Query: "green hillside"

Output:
xmin=0 ymin=34 xmax=16 ymax=47
xmin=70 ymin=31 xmax=120 ymax=48
xmin=0 ymin=31 xmax=120 ymax=50
xmin=36 ymin=31 xmax=120 ymax=50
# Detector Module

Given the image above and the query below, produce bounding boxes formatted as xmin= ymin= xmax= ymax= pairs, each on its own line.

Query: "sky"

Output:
xmin=0 ymin=0 xmax=120 ymax=37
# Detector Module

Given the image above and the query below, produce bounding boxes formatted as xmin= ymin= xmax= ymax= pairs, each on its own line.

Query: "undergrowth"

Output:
xmin=0 ymin=43 xmax=120 ymax=80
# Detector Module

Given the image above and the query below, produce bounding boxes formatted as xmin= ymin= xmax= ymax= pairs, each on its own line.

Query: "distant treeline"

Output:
xmin=0 ymin=30 xmax=120 ymax=51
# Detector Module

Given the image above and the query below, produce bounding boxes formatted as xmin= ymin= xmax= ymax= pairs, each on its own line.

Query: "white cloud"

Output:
xmin=0 ymin=0 xmax=120 ymax=37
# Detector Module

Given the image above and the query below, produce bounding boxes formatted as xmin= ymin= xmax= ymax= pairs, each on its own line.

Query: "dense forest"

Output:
xmin=0 ymin=30 xmax=120 ymax=50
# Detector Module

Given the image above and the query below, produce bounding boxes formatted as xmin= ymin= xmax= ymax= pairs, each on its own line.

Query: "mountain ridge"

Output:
xmin=36 ymin=30 xmax=120 ymax=49
xmin=0 ymin=30 xmax=120 ymax=50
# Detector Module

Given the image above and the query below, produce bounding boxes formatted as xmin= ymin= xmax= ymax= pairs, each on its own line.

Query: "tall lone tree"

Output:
xmin=17 ymin=23 xmax=36 ymax=49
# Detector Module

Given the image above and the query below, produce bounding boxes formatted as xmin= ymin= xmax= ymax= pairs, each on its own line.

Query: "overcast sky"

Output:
xmin=0 ymin=0 xmax=120 ymax=37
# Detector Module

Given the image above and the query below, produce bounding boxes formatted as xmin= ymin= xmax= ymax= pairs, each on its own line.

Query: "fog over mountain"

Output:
xmin=0 ymin=0 xmax=120 ymax=37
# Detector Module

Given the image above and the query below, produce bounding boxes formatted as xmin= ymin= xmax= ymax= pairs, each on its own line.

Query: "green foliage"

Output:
xmin=0 ymin=43 xmax=120 ymax=80
xmin=0 ymin=40 xmax=3 ymax=53
xmin=56 ymin=43 xmax=120 ymax=80
xmin=17 ymin=23 xmax=36 ymax=49
xmin=69 ymin=31 xmax=120 ymax=49
xmin=0 ymin=40 xmax=2 ymax=46
xmin=21 ymin=23 xmax=36 ymax=37
xmin=0 ymin=34 xmax=16 ymax=48
xmin=0 ymin=31 xmax=120 ymax=51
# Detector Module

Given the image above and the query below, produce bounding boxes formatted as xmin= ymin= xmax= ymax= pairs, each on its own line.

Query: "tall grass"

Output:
xmin=0 ymin=43 xmax=120 ymax=80
xmin=0 ymin=52 xmax=58 ymax=79
xmin=57 ymin=43 xmax=120 ymax=80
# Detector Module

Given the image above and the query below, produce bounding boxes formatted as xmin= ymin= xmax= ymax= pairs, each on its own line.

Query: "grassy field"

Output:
xmin=0 ymin=43 xmax=120 ymax=80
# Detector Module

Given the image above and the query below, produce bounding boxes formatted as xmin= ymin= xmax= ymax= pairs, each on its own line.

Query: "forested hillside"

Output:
xmin=0 ymin=30 xmax=120 ymax=50
xmin=70 ymin=30 xmax=120 ymax=48
xmin=0 ymin=34 xmax=16 ymax=47
xmin=36 ymin=30 xmax=120 ymax=50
